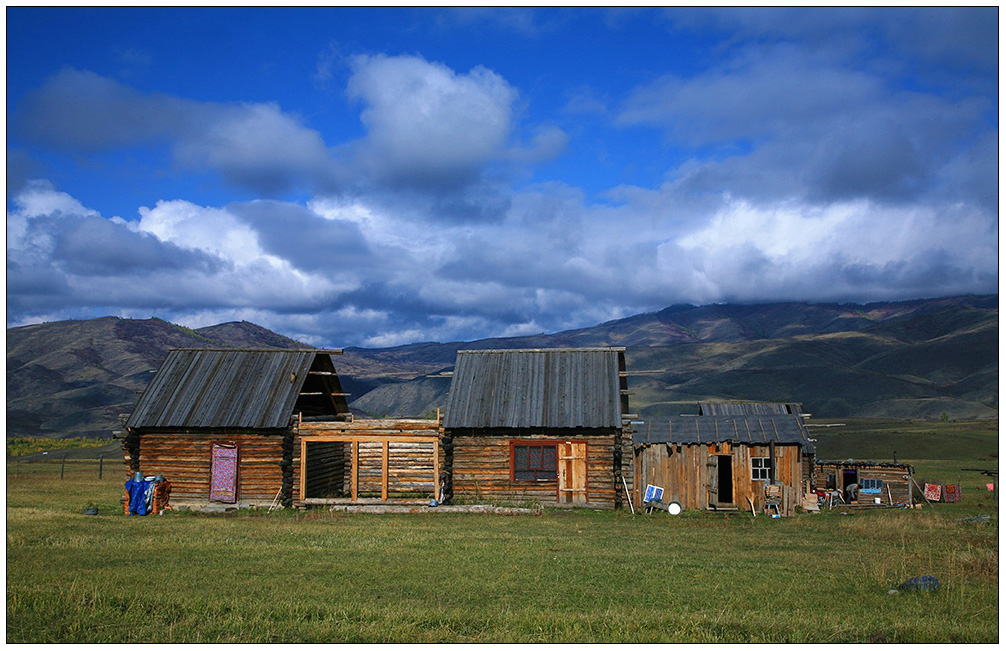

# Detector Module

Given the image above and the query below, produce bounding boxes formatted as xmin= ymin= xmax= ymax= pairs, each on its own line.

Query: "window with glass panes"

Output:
xmin=751 ymin=457 xmax=771 ymax=480
xmin=510 ymin=442 xmax=558 ymax=481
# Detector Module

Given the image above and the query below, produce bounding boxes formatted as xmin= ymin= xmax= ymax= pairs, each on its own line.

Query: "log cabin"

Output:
xmin=441 ymin=348 xmax=632 ymax=509
xmin=813 ymin=460 xmax=914 ymax=507
xmin=631 ymin=404 xmax=817 ymax=516
xmin=121 ymin=348 xmax=443 ymax=509
xmin=121 ymin=348 xmax=351 ymax=508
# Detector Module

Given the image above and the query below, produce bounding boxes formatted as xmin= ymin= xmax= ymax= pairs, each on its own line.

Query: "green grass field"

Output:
xmin=6 ymin=421 xmax=999 ymax=643
xmin=6 ymin=436 xmax=111 ymax=458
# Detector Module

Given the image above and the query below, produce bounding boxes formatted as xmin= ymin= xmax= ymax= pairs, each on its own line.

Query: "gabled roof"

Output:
xmin=443 ymin=348 xmax=626 ymax=429
xmin=632 ymin=416 xmax=815 ymax=454
xmin=127 ymin=349 xmax=347 ymax=429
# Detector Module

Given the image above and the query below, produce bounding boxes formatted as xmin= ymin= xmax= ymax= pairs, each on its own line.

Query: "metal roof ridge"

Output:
xmin=456 ymin=347 xmax=626 ymax=353
xmin=167 ymin=348 xmax=343 ymax=354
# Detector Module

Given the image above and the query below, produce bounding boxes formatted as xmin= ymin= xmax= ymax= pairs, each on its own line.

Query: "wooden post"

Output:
xmin=909 ymin=471 xmax=934 ymax=508
xmin=769 ymin=441 xmax=776 ymax=484
xmin=61 ymin=454 xmax=66 ymax=480
xmin=299 ymin=438 xmax=308 ymax=502
xmin=433 ymin=439 xmax=440 ymax=501
xmin=633 ymin=445 xmax=642 ymax=511
xmin=351 ymin=440 xmax=359 ymax=502
xmin=98 ymin=454 xmax=104 ymax=479
xmin=381 ymin=440 xmax=389 ymax=502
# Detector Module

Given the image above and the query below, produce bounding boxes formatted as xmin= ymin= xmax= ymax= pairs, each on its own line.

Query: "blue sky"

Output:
xmin=7 ymin=7 xmax=999 ymax=347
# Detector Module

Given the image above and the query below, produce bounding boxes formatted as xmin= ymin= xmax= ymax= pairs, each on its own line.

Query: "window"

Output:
xmin=751 ymin=457 xmax=771 ymax=481
xmin=511 ymin=442 xmax=557 ymax=481
xmin=860 ymin=478 xmax=883 ymax=493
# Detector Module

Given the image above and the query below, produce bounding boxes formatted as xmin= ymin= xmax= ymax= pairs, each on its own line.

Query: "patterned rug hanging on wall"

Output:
xmin=210 ymin=442 xmax=239 ymax=503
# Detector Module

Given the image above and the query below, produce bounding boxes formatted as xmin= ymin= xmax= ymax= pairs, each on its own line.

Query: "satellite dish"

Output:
xmin=667 ymin=501 xmax=683 ymax=515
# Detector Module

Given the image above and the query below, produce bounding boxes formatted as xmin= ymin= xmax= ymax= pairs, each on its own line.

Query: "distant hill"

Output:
xmin=6 ymin=295 xmax=997 ymax=436
xmin=6 ymin=318 xmax=309 ymax=438
xmin=342 ymin=295 xmax=998 ymax=420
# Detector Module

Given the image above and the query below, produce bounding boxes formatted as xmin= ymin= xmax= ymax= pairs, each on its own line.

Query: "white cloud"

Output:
xmin=347 ymin=54 xmax=521 ymax=185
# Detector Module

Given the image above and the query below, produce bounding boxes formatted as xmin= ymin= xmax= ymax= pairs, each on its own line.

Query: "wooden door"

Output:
xmin=706 ymin=455 xmax=718 ymax=507
xmin=557 ymin=441 xmax=588 ymax=504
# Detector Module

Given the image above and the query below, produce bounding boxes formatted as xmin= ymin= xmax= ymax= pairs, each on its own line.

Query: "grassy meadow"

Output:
xmin=7 ymin=421 xmax=999 ymax=643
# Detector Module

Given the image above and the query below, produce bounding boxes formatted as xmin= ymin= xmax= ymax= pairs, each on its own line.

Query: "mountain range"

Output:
xmin=6 ymin=295 xmax=997 ymax=438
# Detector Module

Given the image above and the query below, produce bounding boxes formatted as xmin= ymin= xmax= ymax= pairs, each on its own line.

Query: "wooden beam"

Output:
xmin=299 ymin=419 xmax=440 ymax=431
xmin=433 ymin=439 xmax=440 ymax=502
xmin=351 ymin=441 xmax=359 ymax=502
xmin=299 ymin=438 xmax=307 ymax=502
xmin=295 ymin=434 xmax=440 ymax=444
xmin=382 ymin=440 xmax=389 ymax=502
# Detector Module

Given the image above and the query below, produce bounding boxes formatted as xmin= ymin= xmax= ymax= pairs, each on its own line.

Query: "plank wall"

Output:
xmin=636 ymin=442 xmax=806 ymax=515
xmin=451 ymin=431 xmax=620 ymax=508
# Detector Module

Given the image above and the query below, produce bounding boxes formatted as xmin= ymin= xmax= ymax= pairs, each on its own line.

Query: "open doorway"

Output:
xmin=717 ymin=455 xmax=734 ymax=505
xmin=303 ymin=440 xmax=347 ymax=499
xmin=842 ymin=468 xmax=859 ymax=503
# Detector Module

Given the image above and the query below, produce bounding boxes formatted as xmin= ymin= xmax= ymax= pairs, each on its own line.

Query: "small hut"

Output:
xmin=441 ymin=348 xmax=631 ymax=508
xmin=631 ymin=403 xmax=816 ymax=515
xmin=813 ymin=460 xmax=914 ymax=507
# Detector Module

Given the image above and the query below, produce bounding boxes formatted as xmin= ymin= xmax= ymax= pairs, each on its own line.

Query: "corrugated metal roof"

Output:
xmin=632 ymin=416 xmax=815 ymax=453
xmin=127 ymin=349 xmax=346 ymax=429
xmin=443 ymin=348 xmax=625 ymax=429
xmin=697 ymin=402 xmax=803 ymax=416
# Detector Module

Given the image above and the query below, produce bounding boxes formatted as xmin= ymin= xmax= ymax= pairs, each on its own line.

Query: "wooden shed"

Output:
xmin=441 ymin=348 xmax=632 ymax=509
xmin=122 ymin=348 xmax=443 ymax=509
xmin=813 ymin=460 xmax=914 ymax=507
xmin=631 ymin=405 xmax=817 ymax=516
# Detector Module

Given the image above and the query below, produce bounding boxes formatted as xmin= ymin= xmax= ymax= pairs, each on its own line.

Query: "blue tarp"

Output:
xmin=125 ymin=476 xmax=152 ymax=515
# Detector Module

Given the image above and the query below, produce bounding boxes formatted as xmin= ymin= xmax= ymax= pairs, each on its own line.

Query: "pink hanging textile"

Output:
xmin=987 ymin=483 xmax=996 ymax=492
xmin=943 ymin=484 xmax=961 ymax=503
xmin=210 ymin=442 xmax=239 ymax=503
xmin=923 ymin=483 xmax=942 ymax=502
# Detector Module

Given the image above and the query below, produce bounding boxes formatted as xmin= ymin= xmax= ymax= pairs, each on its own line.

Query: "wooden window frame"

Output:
xmin=751 ymin=456 xmax=771 ymax=481
xmin=510 ymin=441 xmax=558 ymax=482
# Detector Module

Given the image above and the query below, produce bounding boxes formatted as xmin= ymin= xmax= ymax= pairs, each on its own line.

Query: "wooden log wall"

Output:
xmin=297 ymin=419 xmax=441 ymax=502
xmin=130 ymin=431 xmax=290 ymax=506
xmin=636 ymin=442 xmax=806 ymax=515
xmin=451 ymin=431 xmax=620 ymax=508
xmin=303 ymin=441 xmax=345 ymax=498
xmin=617 ymin=427 xmax=633 ymax=508
xmin=346 ymin=441 xmax=437 ymax=496
xmin=813 ymin=464 xmax=913 ymax=505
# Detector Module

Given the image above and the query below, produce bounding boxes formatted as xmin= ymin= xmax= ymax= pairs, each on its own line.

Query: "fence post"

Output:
xmin=99 ymin=454 xmax=104 ymax=480
xmin=61 ymin=454 xmax=66 ymax=480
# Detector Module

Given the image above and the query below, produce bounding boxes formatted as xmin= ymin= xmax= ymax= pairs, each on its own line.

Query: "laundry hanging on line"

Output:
xmin=923 ymin=483 xmax=942 ymax=502
xmin=943 ymin=483 xmax=961 ymax=503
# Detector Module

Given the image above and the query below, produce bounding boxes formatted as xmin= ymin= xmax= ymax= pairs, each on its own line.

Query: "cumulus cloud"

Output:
xmin=15 ymin=69 xmax=336 ymax=196
xmin=6 ymin=14 xmax=997 ymax=348
xmin=618 ymin=43 xmax=993 ymax=206
xmin=7 ymin=184 xmax=351 ymax=319
xmin=346 ymin=54 xmax=519 ymax=187
xmin=16 ymin=60 xmax=564 ymax=205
